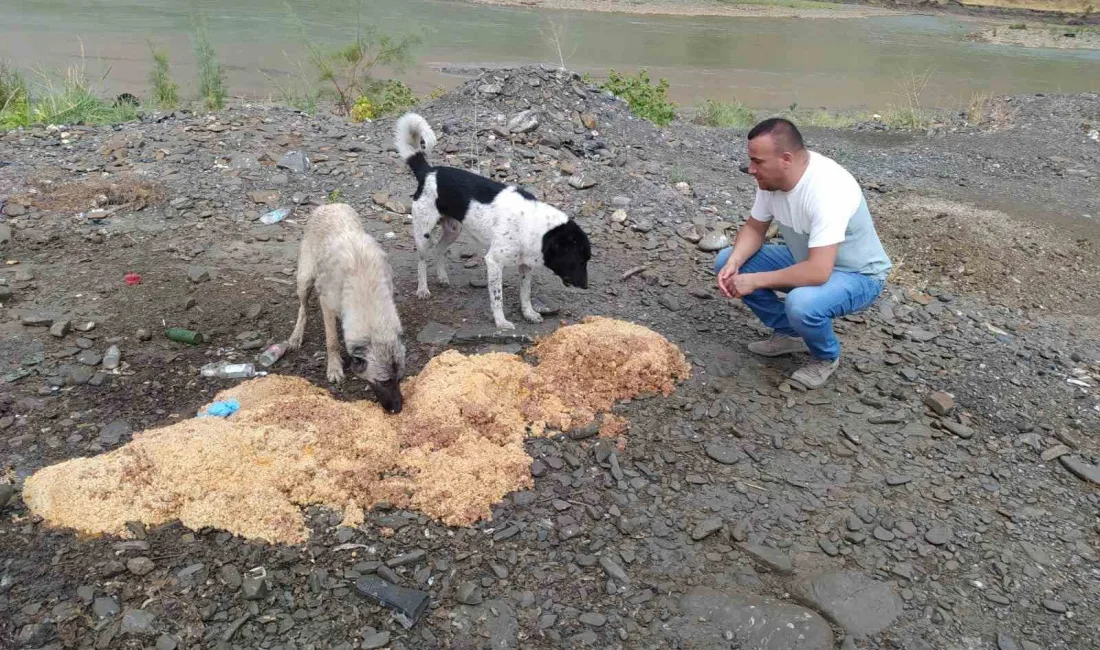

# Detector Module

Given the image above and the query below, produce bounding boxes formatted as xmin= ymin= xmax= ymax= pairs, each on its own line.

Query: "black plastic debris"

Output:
xmin=355 ymin=575 xmax=431 ymax=629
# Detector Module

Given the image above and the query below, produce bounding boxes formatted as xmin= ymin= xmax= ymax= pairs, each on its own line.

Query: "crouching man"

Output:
xmin=715 ymin=118 xmax=892 ymax=388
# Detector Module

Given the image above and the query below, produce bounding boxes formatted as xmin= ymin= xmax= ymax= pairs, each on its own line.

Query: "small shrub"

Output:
xmin=350 ymin=95 xmax=375 ymax=122
xmin=305 ymin=3 xmax=420 ymax=116
xmin=1009 ymin=22 xmax=1028 ymax=29
xmin=370 ymin=79 xmax=418 ymax=116
xmin=695 ymin=99 xmax=756 ymax=128
xmin=601 ymin=69 xmax=676 ymax=126
xmin=350 ymin=80 xmax=420 ymax=122
xmin=327 ymin=188 xmax=344 ymax=203
xmin=148 ymin=44 xmax=179 ymax=110
xmin=193 ymin=21 xmax=227 ymax=110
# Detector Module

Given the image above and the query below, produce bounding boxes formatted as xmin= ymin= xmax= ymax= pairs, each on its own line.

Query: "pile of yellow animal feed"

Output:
xmin=22 ymin=317 xmax=690 ymax=544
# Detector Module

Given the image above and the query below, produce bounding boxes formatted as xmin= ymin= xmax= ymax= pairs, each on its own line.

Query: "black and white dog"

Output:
xmin=394 ymin=112 xmax=591 ymax=330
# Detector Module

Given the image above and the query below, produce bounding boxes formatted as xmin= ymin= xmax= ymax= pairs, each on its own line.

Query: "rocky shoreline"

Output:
xmin=1 ymin=66 xmax=1098 ymax=650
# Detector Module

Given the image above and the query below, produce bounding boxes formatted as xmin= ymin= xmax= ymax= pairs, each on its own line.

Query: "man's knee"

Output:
xmin=713 ymin=247 xmax=732 ymax=274
xmin=785 ymin=287 xmax=821 ymax=324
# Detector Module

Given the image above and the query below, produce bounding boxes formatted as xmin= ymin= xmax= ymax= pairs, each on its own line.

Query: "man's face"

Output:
xmin=746 ymin=134 xmax=791 ymax=191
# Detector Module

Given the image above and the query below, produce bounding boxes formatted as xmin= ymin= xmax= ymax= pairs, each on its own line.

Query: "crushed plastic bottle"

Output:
xmin=102 ymin=345 xmax=121 ymax=370
xmin=260 ymin=207 xmax=291 ymax=225
xmin=200 ymin=361 xmax=258 ymax=379
xmin=257 ymin=341 xmax=288 ymax=368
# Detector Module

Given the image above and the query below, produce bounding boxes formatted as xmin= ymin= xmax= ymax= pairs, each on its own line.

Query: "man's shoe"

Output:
xmin=791 ymin=357 xmax=840 ymax=389
xmin=747 ymin=335 xmax=808 ymax=358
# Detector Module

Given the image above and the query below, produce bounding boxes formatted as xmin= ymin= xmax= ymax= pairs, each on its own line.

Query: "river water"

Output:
xmin=1 ymin=0 xmax=1097 ymax=110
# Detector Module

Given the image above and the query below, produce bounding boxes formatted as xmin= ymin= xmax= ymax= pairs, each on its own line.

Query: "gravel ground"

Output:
xmin=1 ymin=66 xmax=1098 ymax=650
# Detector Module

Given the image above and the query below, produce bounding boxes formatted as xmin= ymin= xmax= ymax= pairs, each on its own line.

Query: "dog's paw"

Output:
xmin=522 ymin=310 xmax=543 ymax=324
xmin=327 ymin=364 xmax=346 ymax=384
xmin=437 ymin=273 xmax=451 ymax=287
xmin=287 ymin=333 xmax=303 ymax=351
xmin=495 ymin=319 xmax=516 ymax=331
xmin=416 ymin=287 xmax=431 ymax=300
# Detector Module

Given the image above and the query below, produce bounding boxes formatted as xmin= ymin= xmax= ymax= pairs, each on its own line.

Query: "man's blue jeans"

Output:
xmin=714 ymin=244 xmax=885 ymax=361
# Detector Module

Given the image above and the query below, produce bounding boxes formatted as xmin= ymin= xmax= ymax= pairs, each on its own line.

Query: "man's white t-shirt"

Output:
xmin=750 ymin=151 xmax=892 ymax=279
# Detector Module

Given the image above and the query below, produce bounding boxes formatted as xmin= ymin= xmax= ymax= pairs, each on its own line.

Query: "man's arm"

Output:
xmin=739 ymin=244 xmax=837 ymax=294
xmin=717 ymin=217 xmax=769 ymax=298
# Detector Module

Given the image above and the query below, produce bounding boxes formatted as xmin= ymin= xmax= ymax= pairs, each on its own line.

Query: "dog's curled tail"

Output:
xmin=395 ymin=112 xmax=436 ymax=184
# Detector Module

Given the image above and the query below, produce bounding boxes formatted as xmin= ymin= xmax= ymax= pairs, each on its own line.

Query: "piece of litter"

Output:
xmin=198 ymin=398 xmax=241 ymax=418
xmin=355 ymin=575 xmax=431 ymax=629
xmin=124 ymin=273 xmax=142 ymax=286
xmin=260 ymin=208 xmax=291 ymax=225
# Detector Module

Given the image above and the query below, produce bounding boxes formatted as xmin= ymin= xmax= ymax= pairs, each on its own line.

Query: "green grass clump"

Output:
xmin=695 ymin=99 xmax=757 ymax=128
xmin=601 ymin=68 xmax=677 ymax=126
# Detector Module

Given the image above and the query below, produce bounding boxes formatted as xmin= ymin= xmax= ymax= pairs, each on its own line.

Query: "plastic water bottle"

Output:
xmin=260 ymin=207 xmax=291 ymax=225
xmin=102 ymin=345 xmax=121 ymax=370
xmin=257 ymin=341 xmax=288 ymax=368
xmin=200 ymin=361 xmax=257 ymax=379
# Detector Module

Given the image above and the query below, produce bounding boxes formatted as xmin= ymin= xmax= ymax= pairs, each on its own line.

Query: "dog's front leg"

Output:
xmin=485 ymin=255 xmax=514 ymax=330
xmin=519 ymin=264 xmax=542 ymax=323
xmin=321 ymin=303 xmax=345 ymax=383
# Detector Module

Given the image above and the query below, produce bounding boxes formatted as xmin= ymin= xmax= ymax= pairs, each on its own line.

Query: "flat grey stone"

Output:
xmin=187 ymin=266 xmax=210 ymax=283
xmin=121 ymin=608 xmax=157 ymax=636
xmin=579 ymin=612 xmax=606 ymax=627
xmin=793 ymin=571 xmax=902 ymax=639
xmin=1060 ymin=455 xmax=1100 ymax=485
xmin=599 ymin=555 xmax=629 ymax=582
xmin=93 ymin=596 xmax=120 ymax=618
xmin=362 ymin=631 xmax=391 ymax=649
xmin=691 ymin=517 xmax=723 ymax=541
xmin=417 ymin=322 xmax=456 ymax=345
xmin=704 ymin=442 xmax=742 ymax=465
xmin=100 ymin=420 xmax=132 ymax=446
xmin=456 ymin=581 xmax=483 ymax=605
xmin=677 ymin=587 xmax=833 ymax=650
xmin=997 ymin=632 xmax=1019 ymax=650
xmin=739 ymin=543 xmax=793 ymax=574
xmin=925 ymin=526 xmax=953 ymax=546
xmin=20 ymin=312 xmax=54 ymax=327
xmin=277 ymin=151 xmax=311 ymax=174
xmin=942 ymin=420 xmax=975 ymax=439
xmin=49 ymin=320 xmax=71 ymax=338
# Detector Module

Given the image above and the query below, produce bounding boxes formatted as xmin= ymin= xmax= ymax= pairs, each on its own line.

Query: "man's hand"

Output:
xmin=730 ymin=273 xmax=760 ymax=298
xmin=717 ymin=257 xmax=741 ymax=299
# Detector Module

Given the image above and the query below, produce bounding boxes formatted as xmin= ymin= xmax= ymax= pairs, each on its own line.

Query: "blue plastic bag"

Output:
xmin=197 ymin=398 xmax=240 ymax=418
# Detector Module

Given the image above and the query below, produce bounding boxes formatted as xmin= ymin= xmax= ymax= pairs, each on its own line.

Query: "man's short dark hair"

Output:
xmin=747 ymin=117 xmax=805 ymax=153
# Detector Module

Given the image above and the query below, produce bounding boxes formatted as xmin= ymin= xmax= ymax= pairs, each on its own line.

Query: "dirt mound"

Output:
xmin=877 ymin=195 xmax=1100 ymax=314
xmin=22 ymin=317 xmax=689 ymax=544
xmin=13 ymin=174 xmax=161 ymax=213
